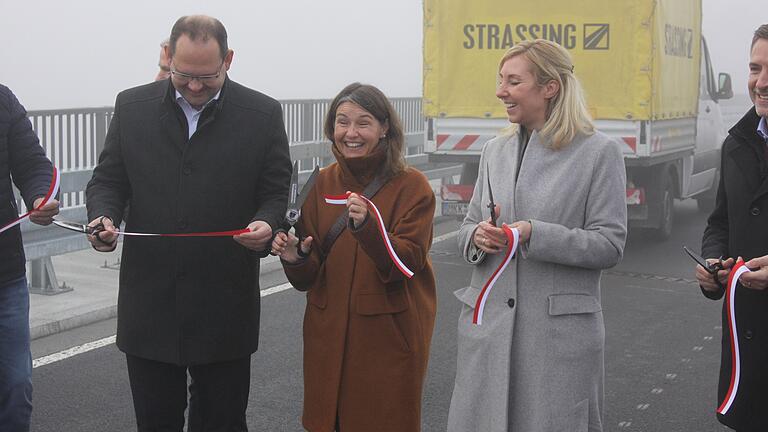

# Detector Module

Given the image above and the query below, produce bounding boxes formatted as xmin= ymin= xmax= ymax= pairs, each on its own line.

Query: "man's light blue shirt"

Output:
xmin=175 ymin=90 xmax=221 ymax=139
xmin=758 ymin=116 xmax=768 ymax=143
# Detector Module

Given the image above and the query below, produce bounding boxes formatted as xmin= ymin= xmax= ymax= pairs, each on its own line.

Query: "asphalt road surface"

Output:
xmin=30 ymin=200 xmax=731 ymax=431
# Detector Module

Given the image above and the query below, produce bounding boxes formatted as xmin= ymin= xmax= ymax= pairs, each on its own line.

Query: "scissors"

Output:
xmin=683 ymin=246 xmax=724 ymax=275
xmin=53 ymin=216 xmax=113 ymax=245
xmin=274 ymin=162 xmax=319 ymax=240
xmin=486 ymin=163 xmax=497 ymax=227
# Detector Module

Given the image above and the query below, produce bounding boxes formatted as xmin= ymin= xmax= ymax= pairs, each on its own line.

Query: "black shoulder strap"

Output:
xmin=320 ymin=174 xmax=388 ymax=257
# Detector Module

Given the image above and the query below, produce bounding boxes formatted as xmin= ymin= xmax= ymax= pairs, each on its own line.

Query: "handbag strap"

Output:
xmin=320 ymin=174 xmax=388 ymax=257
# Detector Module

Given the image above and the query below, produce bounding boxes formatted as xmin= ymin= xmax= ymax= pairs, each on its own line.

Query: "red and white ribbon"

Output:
xmin=324 ymin=192 xmax=414 ymax=279
xmin=0 ymin=166 xmax=60 ymax=235
xmin=112 ymin=228 xmax=250 ymax=237
xmin=473 ymin=224 xmax=520 ymax=325
xmin=717 ymin=260 xmax=752 ymax=415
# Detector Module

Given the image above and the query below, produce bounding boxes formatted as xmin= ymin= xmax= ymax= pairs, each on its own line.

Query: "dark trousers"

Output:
xmin=126 ymin=354 xmax=251 ymax=432
xmin=0 ymin=276 xmax=32 ymax=432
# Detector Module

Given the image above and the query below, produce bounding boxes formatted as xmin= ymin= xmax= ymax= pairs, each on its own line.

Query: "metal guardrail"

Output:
xmin=16 ymin=98 xmax=460 ymax=294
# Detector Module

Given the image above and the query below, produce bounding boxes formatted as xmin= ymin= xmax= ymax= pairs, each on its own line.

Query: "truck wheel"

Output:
xmin=652 ymin=174 xmax=674 ymax=240
xmin=696 ymin=170 xmax=718 ymax=214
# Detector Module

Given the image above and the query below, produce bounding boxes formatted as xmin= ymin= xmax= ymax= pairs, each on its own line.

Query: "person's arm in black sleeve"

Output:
xmin=86 ymin=96 xmax=130 ymax=227
xmin=700 ymin=144 xmax=729 ymax=300
xmin=5 ymin=87 xmax=54 ymax=209
xmin=250 ymin=102 xmax=292 ymax=231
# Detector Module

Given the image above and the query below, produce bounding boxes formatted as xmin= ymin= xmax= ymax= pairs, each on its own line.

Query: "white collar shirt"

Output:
xmin=175 ymin=90 xmax=221 ymax=139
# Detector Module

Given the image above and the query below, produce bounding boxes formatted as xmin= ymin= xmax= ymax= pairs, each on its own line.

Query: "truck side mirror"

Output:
xmin=716 ymin=73 xmax=734 ymax=100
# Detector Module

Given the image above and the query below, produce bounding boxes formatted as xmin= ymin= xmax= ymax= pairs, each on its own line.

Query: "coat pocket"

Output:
xmin=356 ymin=290 xmax=411 ymax=352
xmin=548 ymin=294 xmax=601 ymax=316
xmin=453 ymin=286 xmax=481 ymax=309
xmin=356 ymin=289 xmax=409 ymax=315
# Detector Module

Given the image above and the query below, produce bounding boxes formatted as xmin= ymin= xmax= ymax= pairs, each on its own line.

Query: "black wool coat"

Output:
xmin=702 ymin=107 xmax=768 ymax=431
xmin=86 ymin=78 xmax=291 ymax=365
xmin=0 ymin=84 xmax=54 ymax=285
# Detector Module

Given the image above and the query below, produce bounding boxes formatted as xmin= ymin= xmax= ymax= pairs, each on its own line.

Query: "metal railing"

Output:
xmin=17 ymin=97 xmax=461 ymax=294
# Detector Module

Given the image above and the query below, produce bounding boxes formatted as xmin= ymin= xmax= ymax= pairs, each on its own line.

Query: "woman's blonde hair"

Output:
xmin=499 ymin=39 xmax=594 ymax=149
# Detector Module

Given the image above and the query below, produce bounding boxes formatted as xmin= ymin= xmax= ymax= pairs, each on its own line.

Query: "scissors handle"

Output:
xmin=487 ymin=202 xmax=497 ymax=227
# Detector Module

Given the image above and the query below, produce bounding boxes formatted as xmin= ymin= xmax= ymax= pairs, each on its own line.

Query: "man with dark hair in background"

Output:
xmin=697 ymin=23 xmax=768 ymax=432
xmin=155 ymin=38 xmax=171 ymax=81
xmin=86 ymin=15 xmax=291 ymax=431
xmin=0 ymin=84 xmax=59 ymax=432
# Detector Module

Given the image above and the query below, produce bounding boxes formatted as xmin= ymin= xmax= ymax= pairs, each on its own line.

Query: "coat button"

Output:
xmin=183 ymin=166 xmax=192 ymax=175
xmin=745 ymin=330 xmax=754 ymax=340
xmin=507 ymin=298 xmax=515 ymax=308
xmin=751 ymin=207 xmax=761 ymax=216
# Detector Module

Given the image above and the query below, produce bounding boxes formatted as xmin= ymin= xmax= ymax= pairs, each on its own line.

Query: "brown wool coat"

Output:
xmin=283 ymin=155 xmax=437 ymax=432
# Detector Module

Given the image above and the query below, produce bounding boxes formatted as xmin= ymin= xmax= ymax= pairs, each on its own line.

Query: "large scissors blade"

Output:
xmin=287 ymin=161 xmax=299 ymax=208
xmin=284 ymin=165 xmax=320 ymax=227
xmin=486 ymin=163 xmax=497 ymax=226
xmin=53 ymin=219 xmax=90 ymax=234
xmin=683 ymin=246 xmax=722 ymax=275
xmin=295 ymin=165 xmax=320 ymax=210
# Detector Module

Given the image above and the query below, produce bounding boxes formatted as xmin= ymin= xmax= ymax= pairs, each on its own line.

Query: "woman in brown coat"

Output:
xmin=272 ymin=83 xmax=437 ymax=432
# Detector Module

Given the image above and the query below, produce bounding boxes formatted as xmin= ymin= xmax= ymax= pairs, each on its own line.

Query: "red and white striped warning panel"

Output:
xmin=441 ymin=184 xmax=475 ymax=202
xmin=436 ymin=134 xmax=495 ymax=151
xmin=620 ymin=136 xmax=663 ymax=155
xmin=621 ymin=137 xmax=637 ymax=153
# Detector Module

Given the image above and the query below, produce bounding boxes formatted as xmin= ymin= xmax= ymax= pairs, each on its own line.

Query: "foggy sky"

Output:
xmin=0 ymin=0 xmax=762 ymax=111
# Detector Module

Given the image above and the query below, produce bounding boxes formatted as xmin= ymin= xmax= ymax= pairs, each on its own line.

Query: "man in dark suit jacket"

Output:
xmin=85 ymin=15 xmax=291 ymax=431
xmin=697 ymin=23 xmax=768 ymax=432
xmin=0 ymin=84 xmax=59 ymax=432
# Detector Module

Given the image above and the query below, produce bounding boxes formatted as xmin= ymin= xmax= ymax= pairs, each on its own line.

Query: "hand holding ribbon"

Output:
xmin=346 ymin=192 xmax=369 ymax=228
xmin=325 ymin=192 xmax=414 ymax=278
xmin=739 ymin=255 xmax=768 ymax=290
xmin=0 ymin=167 xmax=60 ymax=235
xmin=30 ymin=196 xmax=60 ymax=226
xmin=473 ymin=224 xmax=520 ymax=325
xmin=233 ymin=221 xmax=273 ymax=252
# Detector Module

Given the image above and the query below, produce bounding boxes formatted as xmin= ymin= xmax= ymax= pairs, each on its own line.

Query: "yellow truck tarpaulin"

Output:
xmin=423 ymin=0 xmax=702 ymax=121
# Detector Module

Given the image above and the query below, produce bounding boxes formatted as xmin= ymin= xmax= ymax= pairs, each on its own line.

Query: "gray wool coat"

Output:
xmin=447 ymin=129 xmax=627 ymax=432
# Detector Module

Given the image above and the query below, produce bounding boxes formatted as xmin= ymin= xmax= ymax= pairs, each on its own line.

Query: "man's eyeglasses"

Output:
xmin=170 ymin=61 xmax=224 ymax=85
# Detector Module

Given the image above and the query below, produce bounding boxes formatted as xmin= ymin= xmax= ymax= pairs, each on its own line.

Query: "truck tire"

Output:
xmin=652 ymin=174 xmax=675 ymax=240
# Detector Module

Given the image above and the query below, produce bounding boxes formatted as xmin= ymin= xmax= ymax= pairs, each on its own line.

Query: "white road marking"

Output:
xmin=432 ymin=230 xmax=458 ymax=244
xmin=33 ymin=335 xmax=116 ymax=369
xmin=260 ymin=282 xmax=293 ymax=297
xmin=34 ymin=229 xmax=461 ymax=367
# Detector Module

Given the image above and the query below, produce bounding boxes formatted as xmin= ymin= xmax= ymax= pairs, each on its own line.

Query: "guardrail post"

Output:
xmin=94 ymin=110 xmax=109 ymax=157
xmin=28 ymin=257 xmax=73 ymax=295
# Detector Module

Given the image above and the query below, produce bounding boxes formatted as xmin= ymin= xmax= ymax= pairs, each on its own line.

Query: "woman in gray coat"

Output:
xmin=447 ymin=40 xmax=627 ymax=432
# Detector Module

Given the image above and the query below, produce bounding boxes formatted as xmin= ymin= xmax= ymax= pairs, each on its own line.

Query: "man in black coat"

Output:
xmin=698 ymin=24 xmax=768 ymax=432
xmin=85 ymin=15 xmax=291 ymax=431
xmin=0 ymin=84 xmax=59 ymax=432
